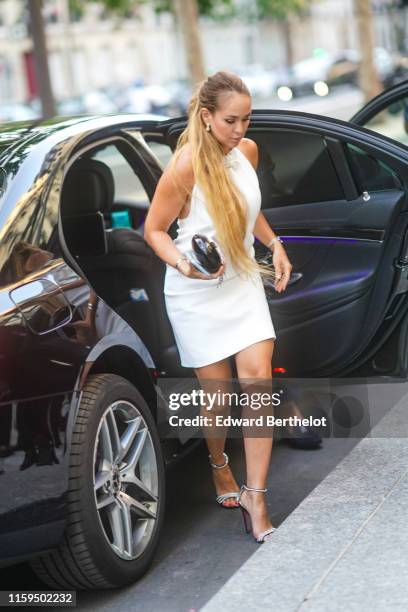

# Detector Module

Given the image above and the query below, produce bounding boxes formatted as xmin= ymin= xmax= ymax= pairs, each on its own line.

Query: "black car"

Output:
xmin=1 ymin=80 xmax=408 ymax=589
xmin=275 ymin=47 xmax=401 ymax=99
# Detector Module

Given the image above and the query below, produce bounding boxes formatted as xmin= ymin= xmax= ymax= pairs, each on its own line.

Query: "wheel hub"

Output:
xmin=103 ymin=466 xmax=122 ymax=496
xmin=111 ymin=468 xmax=121 ymax=494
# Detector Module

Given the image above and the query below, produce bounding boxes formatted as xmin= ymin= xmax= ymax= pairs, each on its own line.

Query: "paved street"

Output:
xmin=203 ymin=380 xmax=408 ymax=612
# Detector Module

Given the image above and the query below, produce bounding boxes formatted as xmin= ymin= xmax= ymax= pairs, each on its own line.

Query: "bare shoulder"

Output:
xmin=238 ymin=138 xmax=259 ymax=170
xmin=170 ymin=143 xmax=195 ymax=188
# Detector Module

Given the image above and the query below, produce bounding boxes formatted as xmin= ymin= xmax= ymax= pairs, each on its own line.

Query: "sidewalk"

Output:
xmin=202 ymin=383 xmax=408 ymax=612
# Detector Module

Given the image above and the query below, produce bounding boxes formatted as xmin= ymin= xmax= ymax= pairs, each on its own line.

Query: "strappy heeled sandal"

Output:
xmin=209 ymin=452 xmax=240 ymax=508
xmin=238 ymin=484 xmax=276 ymax=543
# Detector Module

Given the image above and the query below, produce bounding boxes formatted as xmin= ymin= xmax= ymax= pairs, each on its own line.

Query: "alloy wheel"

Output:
xmin=93 ymin=400 xmax=159 ymax=560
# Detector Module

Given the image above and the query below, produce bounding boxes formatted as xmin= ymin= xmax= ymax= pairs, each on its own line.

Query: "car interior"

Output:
xmin=60 ymin=150 xmax=187 ymax=377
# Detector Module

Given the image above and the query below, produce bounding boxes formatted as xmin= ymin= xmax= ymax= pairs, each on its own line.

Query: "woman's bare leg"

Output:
xmin=194 ymin=358 xmax=240 ymax=507
xmin=235 ymin=338 xmax=275 ymax=536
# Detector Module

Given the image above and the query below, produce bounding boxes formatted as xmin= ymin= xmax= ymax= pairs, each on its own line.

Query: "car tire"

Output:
xmin=31 ymin=373 xmax=165 ymax=589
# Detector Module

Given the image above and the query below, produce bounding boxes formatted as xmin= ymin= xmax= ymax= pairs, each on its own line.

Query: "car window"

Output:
xmin=92 ymin=143 xmax=149 ymax=207
xmin=252 ymin=130 xmax=344 ymax=208
xmin=361 ymin=98 xmax=408 ymax=146
xmin=145 ymin=140 xmax=173 ymax=169
xmin=0 ymin=163 xmax=60 ymax=287
xmin=345 ymin=143 xmax=402 ymax=192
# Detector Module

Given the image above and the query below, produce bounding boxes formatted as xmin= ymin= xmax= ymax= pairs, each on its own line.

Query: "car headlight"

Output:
xmin=314 ymin=81 xmax=329 ymax=96
xmin=277 ymin=86 xmax=293 ymax=101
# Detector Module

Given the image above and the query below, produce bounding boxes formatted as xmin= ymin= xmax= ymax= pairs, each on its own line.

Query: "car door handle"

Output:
xmin=263 ymin=271 xmax=303 ymax=292
xmin=287 ymin=272 xmax=303 ymax=286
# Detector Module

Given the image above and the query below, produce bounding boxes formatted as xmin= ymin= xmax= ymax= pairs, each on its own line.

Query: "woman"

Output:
xmin=144 ymin=71 xmax=292 ymax=543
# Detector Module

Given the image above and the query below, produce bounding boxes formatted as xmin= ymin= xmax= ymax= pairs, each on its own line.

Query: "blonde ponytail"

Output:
xmin=169 ymin=71 xmax=273 ymax=280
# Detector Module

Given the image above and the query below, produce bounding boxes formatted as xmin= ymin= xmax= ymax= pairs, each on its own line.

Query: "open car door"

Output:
xmin=144 ymin=109 xmax=408 ymax=379
xmin=351 ymin=78 xmax=408 ymax=146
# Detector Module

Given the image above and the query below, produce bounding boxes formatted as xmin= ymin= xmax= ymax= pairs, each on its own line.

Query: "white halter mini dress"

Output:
xmin=164 ymin=146 xmax=277 ymax=368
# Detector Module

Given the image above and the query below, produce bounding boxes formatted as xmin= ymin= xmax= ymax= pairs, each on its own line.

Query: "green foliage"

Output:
xmin=69 ymin=0 xmax=314 ymax=20
xmin=186 ymin=0 xmax=235 ymax=17
xmin=90 ymin=0 xmax=135 ymax=10
xmin=70 ymin=0 xmax=236 ymax=19
xmin=255 ymin=0 xmax=314 ymax=19
xmin=132 ymin=0 xmax=237 ymax=18
xmin=69 ymin=0 xmax=139 ymax=18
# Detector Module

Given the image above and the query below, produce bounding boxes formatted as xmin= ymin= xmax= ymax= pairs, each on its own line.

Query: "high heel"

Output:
xmin=209 ymin=452 xmax=240 ymax=508
xmin=238 ymin=484 xmax=276 ymax=543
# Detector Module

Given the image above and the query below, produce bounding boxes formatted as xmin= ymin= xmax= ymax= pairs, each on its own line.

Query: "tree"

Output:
xmin=172 ymin=0 xmax=206 ymax=85
xmin=254 ymin=0 xmax=316 ymax=69
xmin=27 ymin=0 xmax=56 ymax=118
xmin=255 ymin=0 xmax=312 ymax=19
xmin=354 ymin=0 xmax=383 ymax=102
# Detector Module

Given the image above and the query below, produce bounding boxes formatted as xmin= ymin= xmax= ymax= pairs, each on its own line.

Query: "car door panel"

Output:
xmin=249 ymin=120 xmax=408 ymax=376
xmin=259 ymin=190 xmax=405 ymax=331
xmin=260 ymin=191 xmax=403 ymax=230
xmin=264 ymin=238 xmax=379 ymax=317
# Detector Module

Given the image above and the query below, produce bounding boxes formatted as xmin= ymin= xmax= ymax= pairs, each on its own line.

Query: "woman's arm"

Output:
xmin=144 ymin=146 xmax=225 ymax=280
xmin=239 ymin=138 xmax=282 ymax=250
xmin=253 ymin=210 xmax=282 ymax=251
xmin=144 ymin=145 xmax=192 ymax=269
xmin=239 ymin=138 xmax=292 ymax=293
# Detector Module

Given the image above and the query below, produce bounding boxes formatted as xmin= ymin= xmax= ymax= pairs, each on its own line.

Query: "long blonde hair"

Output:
xmin=170 ymin=71 xmax=271 ymax=279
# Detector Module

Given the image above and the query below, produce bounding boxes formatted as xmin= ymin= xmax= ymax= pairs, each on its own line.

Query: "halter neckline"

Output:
xmin=223 ymin=147 xmax=240 ymax=169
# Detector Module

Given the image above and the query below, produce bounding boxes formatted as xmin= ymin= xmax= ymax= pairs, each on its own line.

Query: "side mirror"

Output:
xmin=10 ymin=277 xmax=72 ymax=335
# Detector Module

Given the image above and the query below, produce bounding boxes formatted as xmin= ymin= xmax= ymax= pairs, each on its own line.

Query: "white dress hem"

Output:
xmin=180 ymin=332 xmax=277 ymax=369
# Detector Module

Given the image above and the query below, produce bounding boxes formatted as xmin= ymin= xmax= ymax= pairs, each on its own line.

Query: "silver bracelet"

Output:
xmin=175 ymin=257 xmax=190 ymax=274
xmin=266 ymin=236 xmax=283 ymax=250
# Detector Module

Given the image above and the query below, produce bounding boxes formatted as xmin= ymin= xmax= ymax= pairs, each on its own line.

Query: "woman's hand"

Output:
xmin=177 ymin=259 xmax=226 ymax=281
xmin=272 ymin=243 xmax=292 ymax=293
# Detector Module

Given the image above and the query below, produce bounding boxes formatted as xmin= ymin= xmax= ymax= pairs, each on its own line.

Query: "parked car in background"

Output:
xmin=164 ymin=79 xmax=192 ymax=116
xmin=234 ymin=63 xmax=277 ymax=99
xmin=56 ymin=96 xmax=86 ymax=116
xmin=276 ymin=47 xmax=401 ymax=100
xmin=2 ymin=80 xmax=408 ymax=589
xmin=0 ymin=103 xmax=38 ymax=122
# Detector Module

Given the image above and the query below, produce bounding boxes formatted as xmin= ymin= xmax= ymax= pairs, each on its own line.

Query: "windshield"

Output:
xmin=0 ymin=168 xmax=6 ymax=197
xmin=0 ymin=122 xmax=35 ymax=162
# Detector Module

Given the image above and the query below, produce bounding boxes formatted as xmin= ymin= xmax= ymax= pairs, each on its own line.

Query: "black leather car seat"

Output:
xmin=61 ymin=157 xmax=185 ymax=374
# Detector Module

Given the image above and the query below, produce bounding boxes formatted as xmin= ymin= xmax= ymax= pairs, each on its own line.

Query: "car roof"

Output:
xmin=0 ymin=113 xmax=169 ymax=162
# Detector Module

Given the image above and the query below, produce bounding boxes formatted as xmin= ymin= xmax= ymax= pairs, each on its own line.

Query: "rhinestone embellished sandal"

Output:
xmin=209 ymin=452 xmax=240 ymax=508
xmin=238 ymin=484 xmax=276 ymax=543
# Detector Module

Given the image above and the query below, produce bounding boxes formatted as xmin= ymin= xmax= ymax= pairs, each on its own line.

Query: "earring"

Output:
xmin=206 ymin=123 xmax=211 ymax=132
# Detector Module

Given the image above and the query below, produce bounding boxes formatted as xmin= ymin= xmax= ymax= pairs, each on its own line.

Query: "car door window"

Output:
xmin=89 ymin=141 xmax=151 ymax=234
xmin=92 ymin=143 xmax=149 ymax=207
xmin=361 ymin=98 xmax=408 ymax=146
xmin=145 ymin=140 xmax=173 ymax=169
xmin=345 ymin=143 xmax=402 ymax=192
xmin=252 ymin=130 xmax=344 ymax=208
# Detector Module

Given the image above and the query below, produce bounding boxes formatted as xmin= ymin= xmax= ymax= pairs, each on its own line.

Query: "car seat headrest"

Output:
xmin=62 ymin=157 xmax=114 ymax=215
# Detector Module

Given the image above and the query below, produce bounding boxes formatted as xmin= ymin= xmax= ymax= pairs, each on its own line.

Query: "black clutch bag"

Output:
xmin=187 ymin=234 xmax=223 ymax=275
